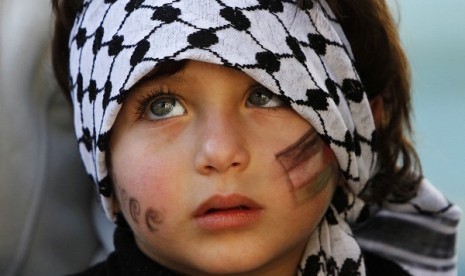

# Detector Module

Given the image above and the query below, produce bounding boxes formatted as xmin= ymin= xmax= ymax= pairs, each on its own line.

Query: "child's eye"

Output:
xmin=246 ymin=86 xmax=283 ymax=108
xmin=144 ymin=94 xmax=186 ymax=120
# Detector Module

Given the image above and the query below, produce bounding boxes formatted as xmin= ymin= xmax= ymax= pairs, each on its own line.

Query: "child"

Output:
xmin=51 ymin=0 xmax=461 ymax=275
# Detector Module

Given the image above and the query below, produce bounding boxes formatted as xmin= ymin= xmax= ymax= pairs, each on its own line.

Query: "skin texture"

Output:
xmin=110 ymin=60 xmax=340 ymax=276
xmin=276 ymin=130 xmax=339 ymax=203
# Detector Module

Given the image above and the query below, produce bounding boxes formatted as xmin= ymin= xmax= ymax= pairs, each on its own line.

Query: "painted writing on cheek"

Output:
xmin=145 ymin=207 xmax=163 ymax=232
xmin=275 ymin=130 xmax=337 ymax=202
xmin=114 ymin=183 xmax=164 ymax=230
xmin=129 ymin=198 xmax=141 ymax=224
xmin=116 ymin=185 xmax=129 ymax=208
xmin=115 ymin=184 xmax=142 ymax=225
xmin=295 ymin=165 xmax=335 ymax=202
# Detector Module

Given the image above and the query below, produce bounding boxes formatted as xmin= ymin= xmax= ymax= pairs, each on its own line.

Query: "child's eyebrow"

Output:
xmin=152 ymin=72 xmax=186 ymax=83
xmin=137 ymin=61 xmax=188 ymax=86
xmin=136 ymin=70 xmax=187 ymax=88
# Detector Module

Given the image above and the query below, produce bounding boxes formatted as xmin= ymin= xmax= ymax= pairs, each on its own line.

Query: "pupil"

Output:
xmin=250 ymin=90 xmax=272 ymax=106
xmin=151 ymin=98 xmax=175 ymax=116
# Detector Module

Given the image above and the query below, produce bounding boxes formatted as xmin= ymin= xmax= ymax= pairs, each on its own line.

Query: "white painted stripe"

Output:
xmin=401 ymin=263 xmax=458 ymax=276
xmin=357 ymin=238 xmax=456 ymax=268
xmin=376 ymin=209 xmax=457 ymax=235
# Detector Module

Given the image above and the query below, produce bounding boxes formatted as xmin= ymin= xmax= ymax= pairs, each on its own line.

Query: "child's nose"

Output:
xmin=193 ymin=115 xmax=250 ymax=175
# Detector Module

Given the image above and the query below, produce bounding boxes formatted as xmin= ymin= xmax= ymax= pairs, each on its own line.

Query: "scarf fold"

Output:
xmin=68 ymin=0 xmax=461 ymax=275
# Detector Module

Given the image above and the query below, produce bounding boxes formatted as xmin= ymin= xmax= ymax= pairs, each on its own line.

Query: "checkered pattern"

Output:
xmin=68 ymin=1 xmax=460 ymax=275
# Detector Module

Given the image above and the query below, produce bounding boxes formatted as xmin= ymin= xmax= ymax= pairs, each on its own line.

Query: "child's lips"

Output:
xmin=193 ymin=194 xmax=263 ymax=231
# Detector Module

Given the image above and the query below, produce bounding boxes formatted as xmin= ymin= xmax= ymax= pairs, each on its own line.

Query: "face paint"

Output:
xmin=276 ymin=130 xmax=339 ymax=203
xmin=116 ymin=183 xmax=164 ymax=230
xmin=293 ymin=165 xmax=337 ymax=203
xmin=145 ymin=207 xmax=163 ymax=232
xmin=114 ymin=183 xmax=143 ymax=225
xmin=129 ymin=198 xmax=141 ymax=224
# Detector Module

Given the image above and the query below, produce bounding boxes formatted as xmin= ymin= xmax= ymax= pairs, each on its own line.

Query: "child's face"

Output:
xmin=110 ymin=60 xmax=339 ymax=275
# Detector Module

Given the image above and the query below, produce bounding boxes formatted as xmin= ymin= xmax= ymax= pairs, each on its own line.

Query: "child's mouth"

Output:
xmin=193 ymin=195 xmax=262 ymax=231
xmin=205 ymin=205 xmax=250 ymax=214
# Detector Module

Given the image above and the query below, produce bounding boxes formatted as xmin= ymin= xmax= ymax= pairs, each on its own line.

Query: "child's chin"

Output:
xmin=174 ymin=252 xmax=272 ymax=275
xmin=187 ymin=262 xmax=264 ymax=276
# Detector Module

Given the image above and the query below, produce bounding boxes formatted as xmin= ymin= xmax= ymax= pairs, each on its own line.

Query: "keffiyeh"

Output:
xmin=68 ymin=0 xmax=460 ymax=275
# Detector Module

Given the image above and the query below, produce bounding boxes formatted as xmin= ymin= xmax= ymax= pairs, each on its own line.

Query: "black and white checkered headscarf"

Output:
xmin=68 ymin=0 xmax=460 ymax=275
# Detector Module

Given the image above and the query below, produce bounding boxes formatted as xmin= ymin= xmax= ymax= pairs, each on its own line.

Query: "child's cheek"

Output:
xmin=322 ymin=143 xmax=335 ymax=164
xmin=144 ymin=206 xmax=164 ymax=233
xmin=293 ymin=159 xmax=338 ymax=203
xmin=117 ymin=159 xmax=172 ymax=232
xmin=286 ymin=152 xmax=337 ymax=203
xmin=138 ymin=163 xmax=172 ymax=233
xmin=276 ymin=131 xmax=338 ymax=203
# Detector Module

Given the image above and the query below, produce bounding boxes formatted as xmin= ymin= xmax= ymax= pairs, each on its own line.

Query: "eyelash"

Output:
xmin=133 ymin=86 xmax=289 ymax=120
xmin=247 ymin=85 xmax=285 ymax=109
xmin=135 ymin=89 xmax=178 ymax=119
